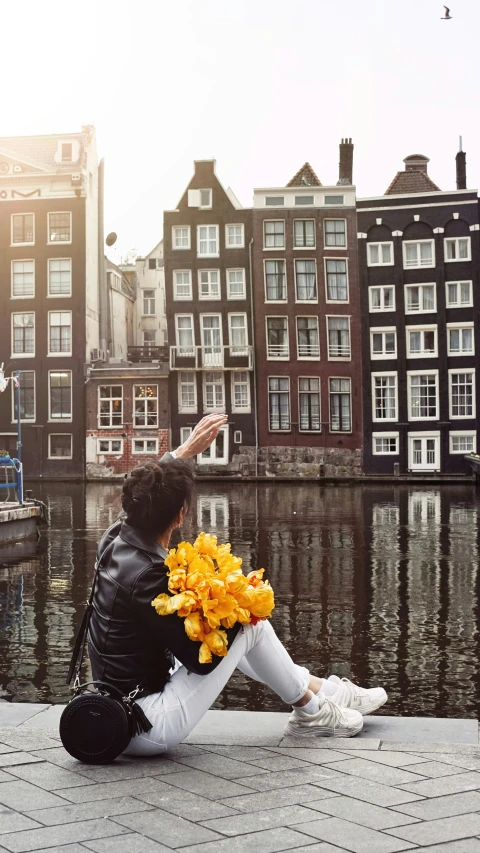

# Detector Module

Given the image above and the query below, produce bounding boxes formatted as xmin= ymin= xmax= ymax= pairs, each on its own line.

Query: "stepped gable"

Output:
xmin=287 ymin=162 xmax=322 ymax=187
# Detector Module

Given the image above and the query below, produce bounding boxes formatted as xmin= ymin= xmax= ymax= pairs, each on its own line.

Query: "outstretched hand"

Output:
xmin=175 ymin=414 xmax=228 ymax=460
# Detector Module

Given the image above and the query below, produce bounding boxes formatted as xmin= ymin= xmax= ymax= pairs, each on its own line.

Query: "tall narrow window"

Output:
xmin=198 ymin=270 xmax=220 ymax=299
xmin=295 ymin=260 xmax=317 ymax=301
xmin=12 ymin=260 xmax=34 ymax=298
xmin=173 ymin=271 xmax=192 ymax=300
xmin=294 ymin=220 xmax=315 ymax=248
xmin=175 ymin=315 xmax=194 ymax=356
xmin=203 ymin=372 xmax=225 ymax=411
xmin=49 ymin=371 xmax=72 ymax=420
xmin=372 ymin=374 xmax=397 ymax=421
xmin=264 ymin=221 xmax=285 ymax=248
xmin=143 ymin=289 xmax=156 ymax=315
xmin=197 ymin=225 xmax=219 ymax=256
xmin=134 ymin=385 xmax=158 ymax=427
xmin=48 ymin=212 xmax=72 ymax=243
xmin=48 ymin=258 xmax=72 ymax=296
xmin=265 ymin=260 xmax=286 ymax=301
xmin=178 ymin=372 xmax=197 ymax=412
xmin=325 ymin=220 xmax=346 ymax=247
xmin=228 ymin=314 xmax=248 ymax=355
xmin=329 ymin=378 xmax=351 ymax=432
xmin=98 ymin=386 xmax=123 ymax=427
xmin=296 ymin=317 xmax=320 ymax=359
xmin=12 ymin=371 xmax=35 ymax=421
xmin=450 ymin=371 xmax=474 ymax=418
xmin=12 ymin=313 xmax=35 ymax=355
xmin=408 ymin=373 xmax=438 ymax=420
xmin=266 ymin=317 xmax=289 ymax=359
xmin=48 ymin=312 xmax=71 ymax=355
xmin=231 ymin=372 xmax=250 ymax=412
xmin=11 ymin=214 xmax=34 ymax=245
xmin=327 ymin=317 xmax=351 ymax=359
xmin=227 ymin=269 xmax=246 ymax=299
xmin=325 ymin=260 xmax=348 ymax=301
xmin=268 ymin=378 xmax=290 ymax=431
xmin=201 ymin=315 xmax=222 ymax=367
xmin=226 ymin=224 xmax=244 ymax=247
xmin=299 ymin=378 xmax=321 ymax=432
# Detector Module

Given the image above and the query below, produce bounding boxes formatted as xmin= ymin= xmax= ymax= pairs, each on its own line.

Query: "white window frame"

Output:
xmin=200 ymin=314 xmax=223 ymax=367
xmin=298 ymin=376 xmax=321 ymax=433
xmin=449 ymin=369 xmax=476 ymax=420
xmin=225 ymin=223 xmax=245 ymax=249
xmin=404 ymin=283 xmax=437 ymax=315
xmin=444 ymin=236 xmax=471 ymax=263
xmin=324 ymin=258 xmax=349 ymax=304
xmin=173 ymin=270 xmax=192 ymax=301
xmin=231 ymin=372 xmax=251 ymax=413
xmin=293 ymin=219 xmax=316 ymax=249
xmin=48 ymin=433 xmax=73 ymax=460
xmin=447 ymin=322 xmax=475 ymax=356
xmin=324 ymin=195 xmax=344 ymax=206
xmin=406 ymin=324 xmax=438 ymax=359
xmin=371 ymin=372 xmax=398 ymax=423
xmin=11 ymin=370 xmax=35 ymax=423
xmin=48 ymin=370 xmax=72 ymax=423
xmin=228 ymin=313 xmax=248 ymax=356
xmin=47 ymin=211 xmax=72 ymax=245
xmin=234 ymin=430 xmax=242 ymax=444
xmin=175 ymin=314 xmax=195 ymax=355
xmin=264 ymin=220 xmax=285 ymax=250
xmin=296 ymin=316 xmax=320 ymax=361
xmin=11 ymin=259 xmax=35 ymax=299
xmin=202 ymin=371 xmax=226 ymax=413
xmin=178 ymin=371 xmax=197 ymax=413
xmin=226 ymin=268 xmax=246 ymax=300
xmin=445 ymin=280 xmax=473 ymax=308
xmin=180 ymin=426 xmax=192 ymax=445
xmin=199 ymin=189 xmax=212 ymax=209
xmin=48 ymin=310 xmax=72 ymax=357
xmin=402 ymin=239 xmax=435 ymax=269
xmin=198 ymin=269 xmax=221 ymax=300
xmin=370 ymin=326 xmax=397 ymax=360
xmin=408 ymin=431 xmax=441 ymax=471
xmin=324 ymin=219 xmax=347 ymax=249
xmin=142 ymin=289 xmax=156 ymax=316
xmin=294 ymin=259 xmax=318 ymax=303
xmin=328 ymin=376 xmax=352 ymax=433
xmin=172 ymin=226 xmax=191 ymax=250
xmin=197 ymin=425 xmax=229 ymax=465
xmin=48 ymin=258 xmax=72 ymax=297
xmin=133 ymin=384 xmax=159 ymax=428
xmin=367 ymin=242 xmax=394 ymax=267
xmin=268 ymin=376 xmax=291 ymax=432
xmin=326 ymin=315 xmax=351 ymax=361
xmin=266 ymin=316 xmax=289 ymax=360
xmin=368 ymin=285 xmax=395 ymax=313
xmin=11 ymin=212 xmax=35 ymax=247
xmin=264 ymin=259 xmax=287 ymax=303
xmin=11 ymin=312 xmax=35 ymax=358
xmin=131 ymin=437 xmax=159 ymax=455
xmin=197 ymin=224 xmax=219 ymax=258
xmin=449 ymin=431 xmax=477 ymax=454
xmin=98 ymin=385 xmax=123 ymax=429
xmin=407 ymin=370 xmax=439 ymax=422
xmin=96 ymin=438 xmax=124 ymax=455
xmin=372 ymin=432 xmax=399 ymax=455
xmin=265 ymin=196 xmax=285 ymax=207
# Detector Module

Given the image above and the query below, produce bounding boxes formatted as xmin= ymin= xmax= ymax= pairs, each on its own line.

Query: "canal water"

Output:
xmin=1 ymin=481 xmax=480 ymax=718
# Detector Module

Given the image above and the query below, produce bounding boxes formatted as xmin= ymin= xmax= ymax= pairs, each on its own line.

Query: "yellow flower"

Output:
xmin=249 ymin=583 xmax=275 ymax=619
xmin=184 ymin=611 xmax=206 ymax=642
xmin=194 ymin=533 xmax=218 ymax=557
xmin=199 ymin=627 xmax=229 ymax=663
xmin=151 ymin=591 xmax=197 ymax=617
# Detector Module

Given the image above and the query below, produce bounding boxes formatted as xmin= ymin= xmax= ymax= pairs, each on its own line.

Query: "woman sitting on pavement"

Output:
xmin=88 ymin=413 xmax=387 ymax=756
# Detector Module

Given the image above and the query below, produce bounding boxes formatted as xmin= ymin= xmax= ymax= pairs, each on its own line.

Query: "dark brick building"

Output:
xmin=357 ymin=149 xmax=480 ymax=475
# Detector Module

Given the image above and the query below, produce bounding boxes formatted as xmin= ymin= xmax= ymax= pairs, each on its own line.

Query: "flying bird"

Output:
xmin=441 ymin=6 xmax=452 ymax=18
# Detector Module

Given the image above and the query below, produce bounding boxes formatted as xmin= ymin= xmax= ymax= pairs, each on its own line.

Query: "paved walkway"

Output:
xmin=1 ymin=705 xmax=480 ymax=852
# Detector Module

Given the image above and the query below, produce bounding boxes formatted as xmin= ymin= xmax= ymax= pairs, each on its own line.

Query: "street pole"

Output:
xmin=15 ymin=370 xmax=23 ymax=504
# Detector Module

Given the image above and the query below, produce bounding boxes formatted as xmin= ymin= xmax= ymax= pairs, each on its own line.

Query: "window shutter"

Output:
xmin=188 ymin=189 xmax=201 ymax=207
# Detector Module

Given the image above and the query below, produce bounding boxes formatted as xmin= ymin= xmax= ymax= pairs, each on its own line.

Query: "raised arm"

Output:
xmin=161 ymin=414 xmax=228 ymax=462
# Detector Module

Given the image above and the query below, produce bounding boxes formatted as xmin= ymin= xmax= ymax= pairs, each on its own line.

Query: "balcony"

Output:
xmin=298 ymin=343 xmax=320 ymax=359
xmin=128 ymin=346 xmax=169 ymax=363
xmin=267 ymin=343 xmax=289 ymax=359
xmin=328 ymin=343 xmax=351 ymax=359
xmin=170 ymin=345 xmax=253 ymax=371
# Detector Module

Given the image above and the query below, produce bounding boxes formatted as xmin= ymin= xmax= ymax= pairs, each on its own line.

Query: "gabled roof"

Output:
xmin=287 ymin=162 xmax=322 ymax=187
xmin=0 ymin=129 xmax=90 ymax=174
xmin=385 ymin=170 xmax=441 ymax=195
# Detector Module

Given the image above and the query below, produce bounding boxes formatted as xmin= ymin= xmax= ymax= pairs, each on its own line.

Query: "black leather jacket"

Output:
xmin=88 ymin=473 xmax=240 ymax=696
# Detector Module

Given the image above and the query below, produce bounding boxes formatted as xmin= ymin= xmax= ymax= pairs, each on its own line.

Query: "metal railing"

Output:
xmin=128 ymin=346 xmax=169 ymax=363
xmin=170 ymin=344 xmax=253 ymax=371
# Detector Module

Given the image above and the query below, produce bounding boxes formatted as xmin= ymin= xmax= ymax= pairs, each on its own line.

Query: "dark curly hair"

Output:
xmin=121 ymin=460 xmax=194 ymax=534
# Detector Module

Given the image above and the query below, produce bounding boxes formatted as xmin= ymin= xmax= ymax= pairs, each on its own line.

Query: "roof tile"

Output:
xmin=287 ymin=162 xmax=322 ymax=187
xmin=385 ymin=169 xmax=440 ymax=195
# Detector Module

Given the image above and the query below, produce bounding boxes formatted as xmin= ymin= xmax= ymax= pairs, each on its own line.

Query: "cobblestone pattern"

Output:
xmin=2 ymin=728 xmax=480 ymax=851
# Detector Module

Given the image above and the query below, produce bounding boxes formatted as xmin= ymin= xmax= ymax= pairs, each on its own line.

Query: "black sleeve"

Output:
xmin=131 ymin=560 xmax=241 ymax=676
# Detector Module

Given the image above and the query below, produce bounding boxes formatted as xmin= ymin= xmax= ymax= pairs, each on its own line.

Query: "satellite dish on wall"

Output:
xmin=105 ymin=232 xmax=117 ymax=246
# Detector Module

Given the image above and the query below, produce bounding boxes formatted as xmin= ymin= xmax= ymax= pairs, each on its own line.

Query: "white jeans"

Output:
xmin=124 ymin=620 xmax=310 ymax=756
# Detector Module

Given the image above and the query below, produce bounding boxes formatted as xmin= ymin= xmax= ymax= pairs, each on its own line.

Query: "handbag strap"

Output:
xmin=66 ymin=535 xmax=117 ymax=686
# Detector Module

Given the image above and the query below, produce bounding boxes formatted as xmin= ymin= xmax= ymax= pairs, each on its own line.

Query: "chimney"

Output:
xmin=456 ymin=137 xmax=467 ymax=190
xmin=338 ymin=138 xmax=354 ymax=185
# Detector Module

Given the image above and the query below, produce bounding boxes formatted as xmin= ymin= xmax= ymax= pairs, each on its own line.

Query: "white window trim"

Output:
xmin=173 ymin=270 xmax=193 ymax=301
xmin=11 ymin=259 xmax=35 ymax=300
xmin=234 ymin=430 xmax=242 ymax=443
xmin=408 ymin=431 xmax=441 ymax=471
xmin=197 ymin=425 xmax=229 ymax=464
xmin=367 ymin=241 xmax=394 ymax=267
xmin=47 ymin=257 xmax=72 ymax=298
xmin=97 ymin=385 xmax=123 ymax=429
xmin=226 ymin=268 xmax=246 ymax=300
xmin=231 ymin=372 xmax=251 ymax=414
xmin=268 ymin=376 xmax=291 ymax=433
xmin=404 ymin=283 xmax=437 ymax=315
xmin=266 ymin=315 xmax=290 ymax=361
xmin=324 ymin=195 xmax=345 ymax=206
xmin=47 ymin=310 xmax=72 ymax=357
xmin=296 ymin=315 xmax=320 ymax=361
xmin=293 ymin=218 xmax=316 ymax=250
xmin=264 ymin=196 xmax=285 ymax=208
xmin=172 ymin=225 xmax=191 ymax=251
xmin=11 ymin=213 xmax=35 ymax=247
xmin=448 ymin=368 xmax=476 ymax=420
xmin=200 ymin=313 xmax=223 ymax=353
xmin=444 ymin=236 xmax=472 ymax=263
xmin=402 ymin=238 xmax=435 ymax=270
xmin=197 ymin=224 xmax=220 ymax=258
xmin=263 ymin=219 xmax=286 ymax=251
xmin=47 ymin=211 xmax=72 ymax=245
xmin=96 ymin=438 xmax=124 ymax=455
xmin=48 ymin=370 xmax=73 ymax=423
xmin=298 ymin=376 xmax=321 ymax=433
xmin=225 ymin=223 xmax=245 ymax=249
xmin=131 ymin=437 xmax=159 ymax=455
xmin=294 ymin=258 xmax=318 ymax=304
xmin=133 ymin=384 xmax=159 ymax=429
xmin=446 ymin=321 xmax=475 ymax=356
xmin=198 ymin=269 xmax=221 ymax=301
xmin=199 ymin=189 xmax=212 ymax=210
xmin=371 ymin=371 xmax=398 ymax=423
xmin=175 ymin=314 xmax=195 ymax=350
xmin=449 ymin=430 xmax=477 ymax=454
xmin=407 ymin=369 xmax=439 ymax=422
xmin=11 ymin=371 xmax=35 ymax=423
xmin=202 ymin=372 xmax=226 ymax=414
xmin=178 ymin=372 xmax=197 ymax=414
xmin=11 ymin=311 xmax=35 ymax=359
xmin=328 ymin=376 xmax=352 ymax=434
xmin=445 ymin=280 xmax=473 ymax=308
xmin=324 ymin=219 xmax=347 ymax=250
xmin=370 ymin=326 xmax=397 ymax=360
xmin=406 ymin=324 xmax=438 ymax=359
xmin=227 ymin=312 xmax=248 ymax=355
xmin=326 ymin=315 xmax=351 ymax=361
xmin=141 ymin=288 xmax=156 ymax=317
xmin=368 ymin=285 xmax=396 ymax=313
xmin=372 ymin=431 xmax=400 ymax=455
xmin=264 ymin=258 xmax=287 ymax=303
xmin=48 ymin=433 xmax=73 ymax=460
xmin=324 ymin=257 xmax=349 ymax=304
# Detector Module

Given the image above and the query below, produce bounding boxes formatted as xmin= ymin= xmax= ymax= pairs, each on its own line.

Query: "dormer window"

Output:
xmin=61 ymin=143 xmax=73 ymax=163
xmin=199 ymin=189 xmax=212 ymax=209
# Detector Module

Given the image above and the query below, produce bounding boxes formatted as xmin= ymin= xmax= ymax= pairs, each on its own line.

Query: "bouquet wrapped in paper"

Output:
xmin=152 ymin=533 xmax=275 ymax=663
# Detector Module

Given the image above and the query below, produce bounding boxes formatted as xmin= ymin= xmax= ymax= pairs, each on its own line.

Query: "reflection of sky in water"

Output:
xmin=0 ymin=481 xmax=479 ymax=717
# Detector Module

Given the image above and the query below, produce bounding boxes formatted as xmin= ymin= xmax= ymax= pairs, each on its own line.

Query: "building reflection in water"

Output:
xmin=1 ymin=480 xmax=479 ymax=717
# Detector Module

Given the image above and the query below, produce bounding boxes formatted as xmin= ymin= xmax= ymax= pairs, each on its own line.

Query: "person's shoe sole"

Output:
xmin=283 ymin=718 xmax=363 ymax=738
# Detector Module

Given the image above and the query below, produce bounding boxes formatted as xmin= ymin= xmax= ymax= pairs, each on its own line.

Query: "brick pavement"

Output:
xmin=2 ymin=716 xmax=480 ymax=851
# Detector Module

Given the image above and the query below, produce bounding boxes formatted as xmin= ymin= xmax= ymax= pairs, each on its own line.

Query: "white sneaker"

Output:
xmin=284 ymin=695 xmax=363 ymax=738
xmin=327 ymin=675 xmax=388 ymax=716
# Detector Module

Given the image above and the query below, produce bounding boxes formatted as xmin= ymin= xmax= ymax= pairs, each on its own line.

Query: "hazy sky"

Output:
xmin=1 ymin=0 xmax=479 ymax=259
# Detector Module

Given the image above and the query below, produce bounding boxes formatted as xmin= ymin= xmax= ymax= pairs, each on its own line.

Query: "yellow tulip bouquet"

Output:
xmin=151 ymin=533 xmax=275 ymax=663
